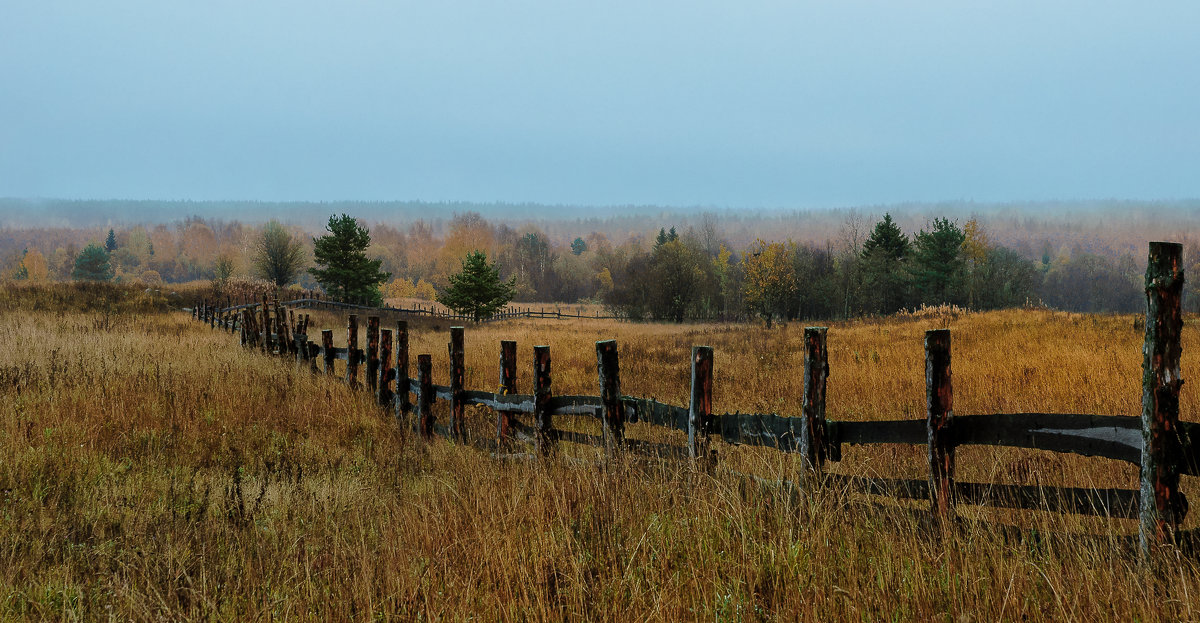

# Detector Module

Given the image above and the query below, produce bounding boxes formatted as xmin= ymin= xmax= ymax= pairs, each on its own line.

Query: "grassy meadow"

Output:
xmin=1 ymin=283 xmax=1199 ymax=620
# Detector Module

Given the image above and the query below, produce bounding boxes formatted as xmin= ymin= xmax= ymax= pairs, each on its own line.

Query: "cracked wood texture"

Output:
xmin=926 ymin=329 xmax=954 ymax=518
xmin=418 ymin=354 xmax=434 ymax=438
xmin=1140 ymin=241 xmax=1186 ymax=555
xmin=449 ymin=327 xmax=465 ymax=440
xmin=688 ymin=346 xmax=713 ymax=460
xmin=596 ymin=340 xmax=623 ymax=453
xmin=366 ymin=316 xmax=380 ymax=393
xmin=534 ymin=345 xmax=553 ymax=456
xmin=497 ymin=340 xmax=517 ymax=446
xmin=395 ymin=321 xmax=410 ymax=418
xmin=346 ymin=315 xmax=359 ymax=389
xmin=800 ymin=327 xmax=829 ymax=470
xmin=378 ymin=329 xmax=393 ymax=407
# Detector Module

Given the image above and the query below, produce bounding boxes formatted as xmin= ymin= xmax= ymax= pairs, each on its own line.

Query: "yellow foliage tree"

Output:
xmin=742 ymin=239 xmax=796 ymax=327
xmin=17 ymin=248 xmax=50 ymax=282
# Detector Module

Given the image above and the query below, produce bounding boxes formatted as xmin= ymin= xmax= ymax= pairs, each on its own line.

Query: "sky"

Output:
xmin=2 ymin=1 xmax=1198 ymax=208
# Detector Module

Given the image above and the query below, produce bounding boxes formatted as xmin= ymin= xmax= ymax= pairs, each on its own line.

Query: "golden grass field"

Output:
xmin=2 ymin=283 xmax=1199 ymax=621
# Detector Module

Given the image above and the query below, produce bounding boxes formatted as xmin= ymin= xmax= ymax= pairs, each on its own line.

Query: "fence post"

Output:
xmin=379 ymin=328 xmax=393 ymax=407
xmin=396 ymin=321 xmax=410 ymax=419
xmin=596 ymin=340 xmax=624 ymax=453
xmin=261 ymin=297 xmax=270 ymax=354
xmin=1140 ymin=241 xmax=1186 ymax=556
xmin=366 ymin=316 xmax=380 ymax=393
xmin=926 ymin=329 xmax=955 ymax=518
xmin=800 ymin=327 xmax=830 ymax=472
xmin=534 ymin=345 xmax=553 ymax=455
xmin=418 ymin=354 xmax=434 ymax=438
xmin=688 ymin=346 xmax=714 ymax=461
xmin=449 ymin=326 xmax=465 ymax=440
xmin=498 ymin=340 xmax=517 ymax=446
xmin=346 ymin=315 xmax=360 ymax=389
xmin=322 ymin=330 xmax=335 ymax=376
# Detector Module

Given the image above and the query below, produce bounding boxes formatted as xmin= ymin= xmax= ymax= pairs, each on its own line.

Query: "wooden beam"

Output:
xmin=346 ymin=315 xmax=360 ymax=389
xmin=926 ymin=329 xmax=955 ymax=518
xmin=800 ymin=327 xmax=829 ymax=470
xmin=379 ymin=329 xmax=393 ymax=407
xmin=1140 ymin=241 xmax=1186 ymax=555
xmin=395 ymin=321 xmax=410 ymax=419
xmin=449 ymin=326 xmax=465 ymax=440
xmin=321 ymin=330 xmax=335 ymax=376
xmin=366 ymin=316 xmax=380 ymax=393
xmin=596 ymin=340 xmax=623 ymax=452
xmin=688 ymin=346 xmax=714 ymax=460
xmin=498 ymin=340 xmax=517 ymax=447
xmin=418 ymin=354 xmax=434 ymax=438
xmin=534 ymin=345 xmax=553 ymax=455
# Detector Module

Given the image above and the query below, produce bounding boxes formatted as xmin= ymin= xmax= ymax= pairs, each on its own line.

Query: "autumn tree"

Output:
xmin=309 ymin=215 xmax=389 ymax=305
xmin=742 ymin=239 xmax=797 ymax=327
xmin=961 ymin=218 xmax=990 ymax=308
xmin=438 ymin=250 xmax=516 ymax=320
xmin=252 ymin=220 xmax=306 ymax=287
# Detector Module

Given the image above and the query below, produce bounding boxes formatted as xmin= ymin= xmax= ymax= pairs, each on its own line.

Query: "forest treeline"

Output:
xmin=2 ymin=209 xmax=1199 ymax=320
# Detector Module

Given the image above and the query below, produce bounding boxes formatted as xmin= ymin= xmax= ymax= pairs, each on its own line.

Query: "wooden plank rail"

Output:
xmin=194 ymin=241 xmax=1189 ymax=557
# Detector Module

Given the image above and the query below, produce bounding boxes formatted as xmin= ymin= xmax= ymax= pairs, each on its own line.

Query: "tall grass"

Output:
xmin=1 ymin=286 xmax=1198 ymax=620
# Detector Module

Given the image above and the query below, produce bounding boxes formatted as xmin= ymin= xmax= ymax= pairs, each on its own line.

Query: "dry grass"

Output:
xmin=2 ymin=285 xmax=1199 ymax=620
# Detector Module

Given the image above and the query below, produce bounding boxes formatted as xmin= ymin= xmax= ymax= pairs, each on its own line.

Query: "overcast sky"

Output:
xmin=2 ymin=1 xmax=1197 ymax=207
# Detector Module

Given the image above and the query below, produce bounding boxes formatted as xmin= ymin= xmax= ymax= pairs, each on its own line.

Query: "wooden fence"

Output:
xmin=196 ymin=294 xmax=621 ymax=324
xmin=190 ymin=242 xmax=1190 ymax=556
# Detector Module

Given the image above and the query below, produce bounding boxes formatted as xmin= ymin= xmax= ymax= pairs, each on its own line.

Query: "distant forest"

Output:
xmin=1 ymin=198 xmax=1198 ymax=319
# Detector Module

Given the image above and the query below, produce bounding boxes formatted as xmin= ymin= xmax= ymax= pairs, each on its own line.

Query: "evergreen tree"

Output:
xmin=105 ymin=229 xmax=117 ymax=252
xmin=308 ymin=214 xmax=389 ymax=305
xmin=438 ymin=250 xmax=516 ymax=320
xmin=71 ymin=243 xmax=114 ymax=281
xmin=909 ymin=218 xmax=966 ymax=306
xmin=570 ymin=237 xmax=588 ymax=256
xmin=860 ymin=213 xmax=911 ymax=314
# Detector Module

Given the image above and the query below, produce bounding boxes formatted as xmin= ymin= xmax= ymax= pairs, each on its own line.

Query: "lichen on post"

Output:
xmin=1140 ymin=241 xmax=1186 ymax=555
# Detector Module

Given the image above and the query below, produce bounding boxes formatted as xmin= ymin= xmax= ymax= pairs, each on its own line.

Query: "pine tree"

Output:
xmin=105 ymin=229 xmax=117 ymax=252
xmin=909 ymin=218 xmax=966 ymax=306
xmin=308 ymin=214 xmax=389 ymax=305
xmin=437 ymin=251 xmax=516 ymax=321
xmin=860 ymin=213 xmax=911 ymax=314
xmin=570 ymin=237 xmax=588 ymax=256
xmin=71 ymin=243 xmax=114 ymax=281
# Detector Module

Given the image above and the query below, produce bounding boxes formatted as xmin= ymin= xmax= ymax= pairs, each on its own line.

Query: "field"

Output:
xmin=2 ymin=283 xmax=1199 ymax=620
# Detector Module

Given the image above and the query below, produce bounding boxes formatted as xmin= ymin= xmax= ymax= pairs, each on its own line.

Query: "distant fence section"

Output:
xmin=189 ymin=242 xmax=1190 ymax=558
xmin=198 ymin=295 xmax=622 ymax=324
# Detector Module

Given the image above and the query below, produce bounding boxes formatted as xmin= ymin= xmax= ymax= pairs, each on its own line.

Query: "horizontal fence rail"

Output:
xmin=190 ymin=242 xmax=1190 ymax=558
xmin=189 ymin=296 xmax=624 ymax=324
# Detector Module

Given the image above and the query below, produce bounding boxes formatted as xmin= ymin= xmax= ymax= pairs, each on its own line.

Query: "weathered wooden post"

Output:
xmin=926 ymin=329 xmax=955 ymax=518
xmin=322 ymin=330 xmax=335 ymax=376
xmin=800 ymin=327 xmax=830 ymax=472
xmin=261 ymin=297 xmax=271 ymax=354
xmin=688 ymin=346 xmax=714 ymax=460
xmin=596 ymin=340 xmax=624 ymax=453
xmin=449 ymin=327 xmax=465 ymax=440
xmin=379 ymin=329 xmax=393 ymax=407
xmin=346 ymin=315 xmax=360 ymax=388
xmin=497 ymin=340 xmax=517 ymax=445
xmin=418 ymin=354 xmax=434 ymax=438
xmin=534 ymin=345 xmax=553 ymax=455
xmin=1140 ymin=241 xmax=1186 ymax=555
xmin=275 ymin=300 xmax=290 ymax=357
xmin=395 ymin=321 xmax=411 ymax=419
xmin=366 ymin=316 xmax=380 ymax=393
